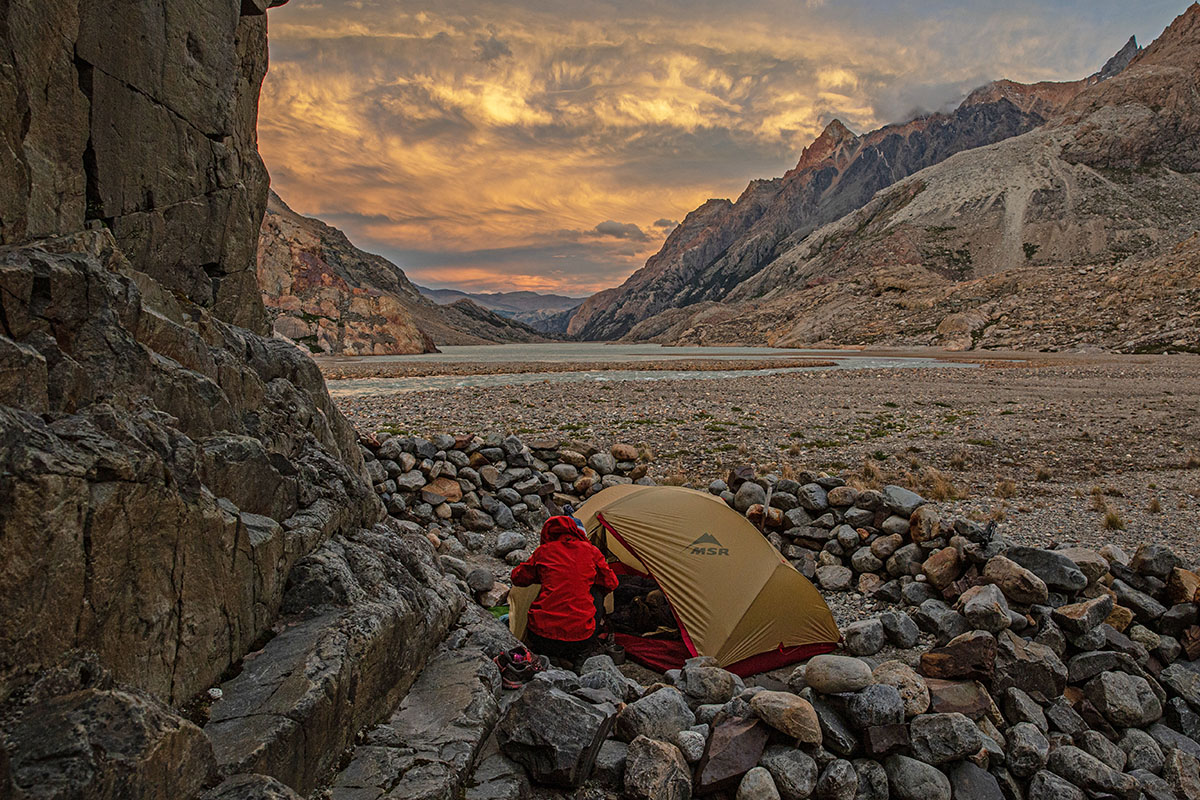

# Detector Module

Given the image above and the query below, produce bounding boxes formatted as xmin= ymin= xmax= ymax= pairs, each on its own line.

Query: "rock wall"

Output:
xmin=0 ymin=3 xmax=467 ymax=796
xmin=0 ymin=0 xmax=279 ymax=333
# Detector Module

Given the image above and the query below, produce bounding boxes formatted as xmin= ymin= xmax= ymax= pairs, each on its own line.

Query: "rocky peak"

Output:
xmin=794 ymin=118 xmax=858 ymax=172
xmin=1098 ymin=35 xmax=1141 ymax=79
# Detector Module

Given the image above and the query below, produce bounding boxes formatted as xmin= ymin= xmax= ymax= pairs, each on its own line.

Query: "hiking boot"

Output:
xmin=493 ymin=646 xmax=546 ymax=689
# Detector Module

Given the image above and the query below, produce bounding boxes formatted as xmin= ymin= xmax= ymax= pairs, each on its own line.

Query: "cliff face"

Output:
xmin=0 ymin=0 xmax=279 ymax=333
xmin=568 ymin=41 xmax=1138 ymax=342
xmin=0 ymin=3 xmax=462 ymax=796
xmin=257 ymin=191 xmax=548 ymax=352
xmin=634 ymin=7 xmax=1200 ymax=352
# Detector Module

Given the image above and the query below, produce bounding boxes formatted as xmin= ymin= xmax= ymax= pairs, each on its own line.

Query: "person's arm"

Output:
xmin=593 ymin=549 xmax=619 ymax=592
xmin=510 ymin=547 xmax=542 ymax=587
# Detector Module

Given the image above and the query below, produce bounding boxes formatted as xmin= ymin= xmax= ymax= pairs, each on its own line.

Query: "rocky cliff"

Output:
xmin=0 ymin=2 xmax=465 ymax=796
xmin=633 ymin=5 xmax=1200 ymax=352
xmin=567 ymin=38 xmax=1141 ymax=342
xmin=258 ymin=191 xmax=548 ymax=353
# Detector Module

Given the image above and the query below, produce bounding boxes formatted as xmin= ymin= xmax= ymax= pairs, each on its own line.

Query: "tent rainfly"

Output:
xmin=509 ymin=484 xmax=841 ymax=676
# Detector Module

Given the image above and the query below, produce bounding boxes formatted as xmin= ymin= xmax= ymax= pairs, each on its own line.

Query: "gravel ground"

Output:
xmin=338 ymin=357 xmax=1200 ymax=561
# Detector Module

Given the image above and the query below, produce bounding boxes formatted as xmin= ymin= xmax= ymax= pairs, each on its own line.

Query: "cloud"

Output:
xmin=474 ymin=28 xmax=512 ymax=63
xmin=653 ymin=218 xmax=680 ymax=229
xmin=593 ymin=220 xmax=650 ymax=241
xmin=259 ymin=0 xmax=1183 ymax=294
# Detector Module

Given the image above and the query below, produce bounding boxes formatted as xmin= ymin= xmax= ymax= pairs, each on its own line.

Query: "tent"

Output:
xmin=509 ymin=484 xmax=841 ymax=676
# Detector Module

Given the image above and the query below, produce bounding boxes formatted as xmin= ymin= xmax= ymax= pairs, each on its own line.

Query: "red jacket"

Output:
xmin=512 ymin=516 xmax=619 ymax=642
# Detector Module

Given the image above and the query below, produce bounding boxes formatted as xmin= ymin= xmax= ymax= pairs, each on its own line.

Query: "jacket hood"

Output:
xmin=540 ymin=515 xmax=587 ymax=544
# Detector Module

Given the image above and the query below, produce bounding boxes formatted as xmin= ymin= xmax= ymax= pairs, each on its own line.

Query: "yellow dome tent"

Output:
xmin=509 ymin=484 xmax=840 ymax=675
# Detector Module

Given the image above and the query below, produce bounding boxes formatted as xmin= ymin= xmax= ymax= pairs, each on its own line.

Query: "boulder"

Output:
xmin=1005 ymin=546 xmax=1087 ymax=592
xmin=918 ymin=630 xmax=996 ymax=682
xmin=816 ymin=565 xmax=854 ymax=592
xmin=912 ymin=600 xmax=968 ymax=645
xmin=992 ymin=630 xmax=1067 ymax=702
xmin=908 ymin=712 xmax=983 ymax=765
xmin=846 ymin=684 xmax=905 ymax=728
xmin=735 ymin=481 xmax=768 ymax=513
xmin=1028 ymin=770 xmax=1084 ymax=800
xmin=948 ymin=761 xmax=1003 ymax=800
xmin=814 ymin=759 xmax=857 ymax=800
xmin=737 ymin=766 xmax=781 ymax=800
xmin=958 ymin=584 xmax=1011 ymax=634
xmin=624 ymin=736 xmax=691 ymax=800
xmin=1085 ymin=671 xmax=1162 ymax=727
xmin=921 ymin=548 xmax=960 ymax=590
xmin=872 ymin=661 xmax=929 ymax=717
xmin=909 ymin=505 xmax=941 ymax=544
xmin=842 ymin=619 xmax=885 ymax=657
xmin=1162 ymin=748 xmax=1200 ymax=800
xmin=615 ymin=688 xmax=695 ymax=743
xmin=1051 ymin=594 xmax=1113 ymax=637
xmin=695 ymin=716 xmax=770 ymax=794
xmin=759 ymin=746 xmax=817 ymax=800
xmin=750 ymin=691 xmax=821 ymax=744
xmin=880 ymin=611 xmax=920 ymax=649
xmin=1007 ymin=722 xmax=1050 ymax=779
xmin=805 ymin=656 xmax=873 ymax=694
xmin=884 ymin=755 xmax=950 ymax=800
xmin=983 ymin=556 xmax=1049 ymax=605
xmin=1130 ymin=543 xmax=1182 ymax=580
xmin=881 ymin=486 xmax=926 ymax=516
xmin=495 ymin=681 xmax=613 ymax=788
xmin=1046 ymin=745 xmax=1139 ymax=799
xmin=680 ymin=665 xmax=739 ymax=706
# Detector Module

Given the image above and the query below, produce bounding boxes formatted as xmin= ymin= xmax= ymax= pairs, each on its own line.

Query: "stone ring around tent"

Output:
xmin=509 ymin=484 xmax=841 ymax=676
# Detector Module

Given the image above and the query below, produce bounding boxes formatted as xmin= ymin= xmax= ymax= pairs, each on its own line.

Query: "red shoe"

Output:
xmin=493 ymin=646 xmax=547 ymax=689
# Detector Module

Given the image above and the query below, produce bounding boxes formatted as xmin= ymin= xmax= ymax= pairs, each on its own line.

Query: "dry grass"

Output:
xmin=995 ymin=479 xmax=1018 ymax=499
xmin=661 ymin=470 xmax=688 ymax=487
xmin=737 ymin=442 xmax=750 ymax=456
xmin=1035 ymin=464 xmax=1053 ymax=481
xmin=1103 ymin=505 xmax=1126 ymax=530
xmin=1090 ymin=486 xmax=1108 ymax=512
xmin=1188 ymin=453 xmax=1200 ymax=469
xmin=780 ymin=462 xmax=797 ymax=481
xmin=1149 ymin=497 xmax=1162 ymax=514
xmin=638 ymin=445 xmax=655 ymax=463
xmin=921 ymin=466 xmax=966 ymax=501
xmin=787 ymin=443 xmax=802 ymax=457
xmin=861 ymin=459 xmax=885 ymax=487
xmin=949 ymin=450 xmax=967 ymax=470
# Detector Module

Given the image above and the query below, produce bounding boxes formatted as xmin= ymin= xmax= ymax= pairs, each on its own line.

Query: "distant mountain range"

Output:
xmin=566 ymin=14 xmax=1200 ymax=353
xmin=256 ymin=192 xmax=548 ymax=355
xmin=415 ymin=286 xmax=584 ymax=334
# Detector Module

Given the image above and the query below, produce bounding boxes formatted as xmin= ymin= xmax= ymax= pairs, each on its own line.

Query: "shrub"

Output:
xmin=1149 ymin=497 xmax=1162 ymax=514
xmin=1035 ymin=465 xmax=1053 ymax=481
xmin=1103 ymin=506 xmax=1126 ymax=530
xmin=995 ymin=479 xmax=1017 ymax=499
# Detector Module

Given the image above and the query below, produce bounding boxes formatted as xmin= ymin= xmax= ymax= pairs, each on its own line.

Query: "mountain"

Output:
xmin=567 ymin=36 xmax=1144 ymax=342
xmin=623 ymin=6 xmax=1200 ymax=352
xmin=257 ymin=192 xmax=548 ymax=354
xmin=415 ymin=285 xmax=584 ymax=334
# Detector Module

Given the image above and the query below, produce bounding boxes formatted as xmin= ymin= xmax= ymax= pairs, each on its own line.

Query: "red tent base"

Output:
xmin=613 ymin=633 xmax=837 ymax=677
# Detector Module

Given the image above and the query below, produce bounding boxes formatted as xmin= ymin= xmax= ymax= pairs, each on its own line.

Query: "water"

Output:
xmin=325 ymin=343 xmax=977 ymax=397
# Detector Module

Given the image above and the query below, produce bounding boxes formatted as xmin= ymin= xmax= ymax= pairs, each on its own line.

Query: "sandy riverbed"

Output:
xmin=334 ymin=354 xmax=1200 ymax=561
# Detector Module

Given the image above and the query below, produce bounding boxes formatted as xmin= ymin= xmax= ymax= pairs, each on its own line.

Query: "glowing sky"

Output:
xmin=259 ymin=0 xmax=1187 ymax=295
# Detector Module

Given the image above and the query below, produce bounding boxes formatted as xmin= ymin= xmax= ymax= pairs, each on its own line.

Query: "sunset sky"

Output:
xmin=259 ymin=0 xmax=1186 ymax=296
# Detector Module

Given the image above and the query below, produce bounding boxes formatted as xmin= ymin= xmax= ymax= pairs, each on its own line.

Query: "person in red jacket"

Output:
xmin=512 ymin=515 xmax=619 ymax=666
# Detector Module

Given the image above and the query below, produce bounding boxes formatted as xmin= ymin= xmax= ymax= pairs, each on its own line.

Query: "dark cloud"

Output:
xmin=653 ymin=218 xmax=679 ymax=228
xmin=474 ymin=28 xmax=512 ymax=62
xmin=593 ymin=221 xmax=650 ymax=241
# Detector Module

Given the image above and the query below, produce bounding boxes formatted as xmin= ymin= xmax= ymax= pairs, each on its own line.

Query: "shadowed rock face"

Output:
xmin=0 ymin=0 xmax=277 ymax=333
xmin=0 ymin=3 xmax=465 ymax=796
xmin=567 ymin=38 xmax=1143 ymax=343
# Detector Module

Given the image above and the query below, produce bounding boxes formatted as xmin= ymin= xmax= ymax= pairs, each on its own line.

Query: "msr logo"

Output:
xmin=688 ymin=533 xmax=729 ymax=556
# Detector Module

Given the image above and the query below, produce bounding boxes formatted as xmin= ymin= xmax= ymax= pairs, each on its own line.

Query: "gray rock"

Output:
xmin=884 ymin=754 xmax=950 ymax=800
xmin=843 ymin=619 xmax=885 ymax=656
xmin=1120 ymin=727 xmax=1164 ymax=774
xmin=880 ymin=611 xmax=920 ymax=649
xmin=466 ymin=569 xmax=495 ymax=594
xmin=1077 ymin=729 xmax=1126 ymax=772
xmin=680 ymin=664 xmax=739 ymax=706
xmin=1028 ymin=770 xmax=1084 ymax=800
xmin=1129 ymin=543 xmax=1182 ymax=580
xmin=1003 ymin=687 xmax=1047 ymax=731
xmin=1050 ymin=594 xmax=1114 ymax=637
xmin=1006 ymin=722 xmax=1049 ymax=779
xmin=588 ymin=452 xmax=616 ymax=475
xmin=815 ymin=759 xmax=857 ymax=800
xmin=1130 ymin=769 xmax=1178 ymax=800
xmin=1159 ymin=662 xmax=1200 ymax=709
xmin=493 ymin=531 xmax=527 ymax=557
xmin=992 ymin=630 xmax=1067 ymax=702
xmin=881 ymin=486 xmax=926 ymax=516
xmin=852 ymin=759 xmax=888 ymax=800
xmin=846 ymin=684 xmax=904 ymax=728
xmin=959 ymin=583 xmax=1011 ymax=634
xmin=797 ymin=483 xmax=830 ymax=512
xmin=1162 ymin=748 xmax=1200 ymax=800
xmin=816 ymin=565 xmax=854 ymax=592
xmin=760 ymin=746 xmax=818 ymax=800
xmin=496 ymin=681 xmax=613 ymax=788
xmin=1084 ymin=670 xmax=1162 ymax=727
xmin=948 ymin=761 xmax=1003 ymax=800
xmin=908 ymin=712 xmax=983 ymax=765
xmin=735 ymin=481 xmax=768 ymax=513
xmin=591 ymin=740 xmax=628 ymax=791
xmin=738 ymin=766 xmax=782 ymax=800
xmin=912 ymin=599 xmax=968 ymax=645
xmin=624 ymin=735 xmax=691 ymax=800
xmin=675 ymin=730 xmax=707 ymax=764
xmin=1046 ymin=745 xmax=1138 ymax=799
xmin=811 ymin=696 xmax=858 ymax=757
xmin=1111 ymin=579 xmax=1167 ymax=622
xmin=614 ymin=688 xmax=696 ymax=743
xmin=463 ymin=508 xmax=496 ymax=532
xmin=1005 ymin=546 xmax=1088 ymax=592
